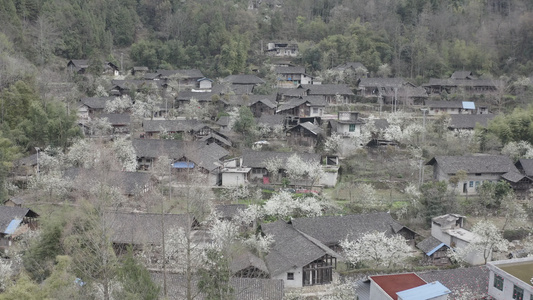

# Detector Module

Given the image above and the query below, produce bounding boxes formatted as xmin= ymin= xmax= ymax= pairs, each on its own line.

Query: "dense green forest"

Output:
xmin=0 ymin=0 xmax=532 ymax=77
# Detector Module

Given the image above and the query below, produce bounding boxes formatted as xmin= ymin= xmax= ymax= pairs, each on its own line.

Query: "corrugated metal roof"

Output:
xmin=5 ymin=218 xmax=22 ymax=234
xmin=462 ymin=101 xmax=476 ymax=109
xmin=396 ymin=281 xmax=451 ymax=300
xmin=426 ymin=242 xmax=446 ymax=256
xmin=172 ymin=161 xmax=195 ymax=169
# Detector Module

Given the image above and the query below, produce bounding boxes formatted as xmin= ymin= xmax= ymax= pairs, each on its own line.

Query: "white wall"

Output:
xmin=320 ymin=168 xmax=338 ymax=187
xmin=222 ymin=172 xmax=247 ymax=186
xmin=369 ymin=279 xmax=394 ymax=300
xmin=488 ymin=268 xmax=533 ymax=300
xmin=271 ymin=267 xmax=303 ymax=288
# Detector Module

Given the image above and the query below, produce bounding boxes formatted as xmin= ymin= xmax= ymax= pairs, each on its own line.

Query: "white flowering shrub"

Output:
xmin=95 ymin=85 xmax=109 ymax=97
xmin=0 ymin=259 xmax=13 ymax=292
xmin=243 ymin=234 xmax=274 ymax=254
xmin=341 ymin=231 xmax=412 ymax=269
xmin=502 ymin=141 xmax=533 ymax=161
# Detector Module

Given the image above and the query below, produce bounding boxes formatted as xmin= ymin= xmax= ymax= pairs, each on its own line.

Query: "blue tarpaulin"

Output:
xmin=462 ymin=101 xmax=475 ymax=109
xmin=172 ymin=162 xmax=195 ymax=169
xmin=5 ymin=218 xmax=22 ymax=234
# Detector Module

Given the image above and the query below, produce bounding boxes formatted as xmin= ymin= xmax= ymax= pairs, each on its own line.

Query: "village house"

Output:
xmin=327 ymin=111 xmax=364 ymax=138
xmin=332 ymin=62 xmax=369 ymax=78
xmin=63 ymin=168 xmax=154 ymax=197
xmin=447 ymin=114 xmax=495 ymax=130
xmin=265 ymin=42 xmax=299 ymax=57
xmin=431 ymin=214 xmax=487 ymax=265
xmin=276 ymin=96 xmax=327 ymax=118
xmin=152 ymin=69 xmax=205 ymax=89
xmin=302 ymin=84 xmax=355 ymax=105
xmin=426 ymin=155 xmax=525 ymax=195
xmin=131 ymin=66 xmax=149 ymax=76
xmin=151 ymin=272 xmax=284 ymax=300
xmin=416 ymin=236 xmax=451 ymax=266
xmin=356 ymin=266 xmax=491 ymax=299
xmin=11 ymin=153 xmax=39 ymax=183
xmin=256 ymin=114 xmax=286 ymax=133
xmin=78 ymin=96 xmax=115 ymax=120
xmin=262 ymin=220 xmax=339 ymax=288
xmin=104 ymin=211 xmax=196 ymax=254
xmin=0 ymin=206 xmax=39 ymax=250
xmin=285 ymin=121 xmax=324 ymax=148
xmin=248 ymin=95 xmax=278 ymax=117
xmin=424 ymin=100 xmax=485 ymax=115
xmin=368 ymin=273 xmax=451 ymax=300
xmin=274 ymin=66 xmax=313 ymax=87
xmin=220 ymin=158 xmax=252 ymax=187
xmin=142 ymin=119 xmax=213 ymax=139
xmin=175 ymin=91 xmax=217 ymax=107
xmin=109 ymin=79 xmax=166 ymax=96
xmin=358 ymin=78 xmax=427 ymax=105
xmin=132 ymin=139 xmax=229 ymax=185
xmin=424 ymin=71 xmax=504 ymax=96
xmin=96 ymin=113 xmax=131 ymax=135
xmin=67 ymin=59 xmax=120 ymax=76
xmin=487 ymin=257 xmax=533 ymax=300
xmin=291 ymin=212 xmax=417 ymax=252
xmin=230 ymin=249 xmax=270 ymax=278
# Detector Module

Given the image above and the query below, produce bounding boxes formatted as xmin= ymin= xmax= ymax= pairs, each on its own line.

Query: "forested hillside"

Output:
xmin=0 ymin=0 xmax=532 ymax=77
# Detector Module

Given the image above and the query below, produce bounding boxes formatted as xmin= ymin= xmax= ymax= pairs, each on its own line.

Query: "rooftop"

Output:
xmin=396 ymin=281 xmax=451 ymax=300
xmin=489 ymin=257 xmax=533 ymax=287
xmin=370 ymin=273 xmax=427 ymax=300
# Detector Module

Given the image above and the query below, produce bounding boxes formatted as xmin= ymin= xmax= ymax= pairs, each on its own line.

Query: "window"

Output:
xmin=513 ymin=285 xmax=524 ymax=300
xmin=475 ymin=181 xmax=480 ymax=187
xmin=287 ymin=273 xmax=294 ymax=280
xmin=313 ymin=108 xmax=319 ymax=114
xmin=530 ymin=294 xmax=533 ymax=300
xmin=493 ymin=274 xmax=504 ymax=291
xmin=475 ymin=173 xmax=482 ymax=176
xmin=469 ymin=181 xmax=474 ymax=187
xmin=349 ymin=124 xmax=356 ymax=132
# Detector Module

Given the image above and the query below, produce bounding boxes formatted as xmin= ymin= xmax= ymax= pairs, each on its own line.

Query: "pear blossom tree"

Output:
xmin=181 ymin=98 xmax=204 ymax=120
xmin=501 ymin=141 xmax=533 ymax=161
xmin=264 ymin=157 xmax=283 ymax=182
xmin=285 ymin=154 xmax=324 ymax=187
xmin=341 ymin=231 xmax=413 ymax=269
xmin=87 ymin=117 xmax=113 ymax=136
xmin=111 ymin=137 xmax=137 ymax=172
xmin=104 ymin=95 xmax=132 ymax=113
xmin=324 ymin=133 xmax=342 ymax=154
xmin=347 ymin=183 xmax=382 ymax=212
xmin=95 ymin=85 xmax=109 ymax=97
xmin=262 ymin=190 xmax=330 ymax=220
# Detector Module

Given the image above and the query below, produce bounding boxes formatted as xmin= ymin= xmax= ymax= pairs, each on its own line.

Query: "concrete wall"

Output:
xmin=369 ymin=280 xmax=393 ymax=300
xmin=336 ymin=123 xmax=361 ymax=137
xmin=221 ymin=172 xmax=248 ymax=186
xmin=488 ymin=267 xmax=533 ymax=300
xmin=320 ymin=167 xmax=339 ymax=187
xmin=271 ymin=267 xmax=303 ymax=288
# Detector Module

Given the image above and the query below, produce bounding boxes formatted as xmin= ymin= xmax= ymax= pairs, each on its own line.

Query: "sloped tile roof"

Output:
xmin=0 ymin=206 xmax=38 ymax=234
xmin=448 ymin=114 xmax=495 ymax=129
xmin=104 ymin=211 xmax=193 ymax=245
xmin=81 ymin=97 xmax=114 ymax=109
xmin=417 ymin=236 xmax=447 ymax=255
xmin=98 ymin=113 xmax=130 ymax=126
xmin=274 ymin=66 xmax=306 ymax=74
xmin=302 ymin=84 xmax=354 ymax=96
xmin=517 ymin=159 xmax=533 ymax=177
xmin=426 ymin=155 xmax=519 ymax=174
xmin=242 ymin=150 xmax=320 ymax=168
xmin=417 ymin=266 xmax=489 ymax=298
xmin=176 ymin=91 xmax=216 ymax=102
xmin=289 ymin=122 xmax=323 ymax=135
xmin=358 ymin=78 xmax=405 ymax=87
xmin=63 ymin=168 xmax=153 ymax=195
xmin=290 ymin=212 xmax=407 ymax=246
xmin=425 ymin=100 xmax=464 ymax=109
xmin=223 ymin=75 xmax=265 ymax=85
xmin=256 ymin=115 xmax=285 ymax=127
xmin=143 ymin=119 xmax=210 ymax=133
xmin=150 ymin=272 xmax=284 ymax=300
xmin=230 ymin=249 xmax=269 ymax=275
xmin=155 ymin=69 xmax=204 ymax=79
xmin=262 ymin=220 xmax=338 ymax=277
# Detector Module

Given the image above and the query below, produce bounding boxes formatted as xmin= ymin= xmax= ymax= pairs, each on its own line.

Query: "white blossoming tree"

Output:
xmin=285 ymin=153 xmax=324 ymax=187
xmin=262 ymin=190 xmax=328 ymax=220
xmin=111 ymin=137 xmax=137 ymax=172
xmin=181 ymin=98 xmax=204 ymax=120
xmin=104 ymin=95 xmax=132 ymax=114
xmin=341 ymin=231 xmax=412 ymax=269
xmin=324 ymin=133 xmax=342 ymax=154
xmin=264 ymin=157 xmax=283 ymax=182
xmin=502 ymin=140 xmax=533 ymax=161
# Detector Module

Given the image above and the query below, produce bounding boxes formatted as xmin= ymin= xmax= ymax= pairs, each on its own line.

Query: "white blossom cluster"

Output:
xmin=340 ymin=231 xmax=412 ymax=268
xmin=502 ymin=140 xmax=533 ymax=161
xmin=104 ymin=95 xmax=132 ymax=114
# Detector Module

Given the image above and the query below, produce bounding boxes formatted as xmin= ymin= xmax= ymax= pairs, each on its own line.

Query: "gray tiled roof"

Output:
xmin=290 ymin=122 xmax=323 ymax=135
xmin=217 ymin=116 xmax=230 ymax=127
xmin=302 ymin=84 xmax=354 ymax=96
xmin=262 ymin=220 xmax=338 ymax=276
xmin=0 ymin=206 xmax=38 ymax=234
xmin=425 ymin=78 xmax=503 ymax=87
xmin=223 ymin=75 xmax=265 ymax=85
xmin=417 ymin=266 xmax=489 ymax=298
xmin=14 ymin=154 xmax=38 ymax=167
xmin=211 ymin=84 xmax=255 ymax=95
xmin=274 ymin=66 xmax=306 ymax=74
xmin=417 ymin=236 xmax=447 ymax=255
xmin=215 ymin=204 xmax=247 ymax=220
xmin=278 ymin=87 xmax=307 ymax=97
xmin=63 ymin=168 xmax=153 ymax=195
xmin=151 ymin=272 xmax=284 ymax=300
xmin=68 ymin=59 xmax=89 ymax=67
xmin=104 ymin=211 xmax=192 ymax=245
xmin=448 ymin=114 xmax=495 ymax=129
xmin=425 ymin=100 xmax=464 ymax=109
xmin=242 ymin=150 xmax=320 ymax=168
xmin=143 ymin=119 xmax=210 ymax=133
xmin=517 ymin=159 xmax=533 ymax=177
xmin=177 ymin=91 xmax=216 ymax=102
xmin=155 ymin=69 xmax=204 ymax=79
xmin=501 ymin=171 xmax=530 ymax=183
xmin=111 ymin=79 xmax=165 ymax=90
xmin=81 ymin=97 xmax=114 ymax=109
xmin=230 ymin=249 xmax=269 ymax=275
xmin=256 ymin=115 xmax=285 ymax=128
xmin=198 ymin=132 xmax=232 ymax=147
xmin=426 ymin=155 xmax=519 ymax=174
xmin=249 ymin=95 xmax=277 ymax=109
xmin=290 ymin=212 xmax=407 ymax=246
xmin=451 ymin=71 xmax=475 ymax=79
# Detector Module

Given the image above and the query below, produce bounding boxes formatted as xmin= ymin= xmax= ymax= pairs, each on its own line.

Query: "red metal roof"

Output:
xmin=370 ymin=273 xmax=427 ymax=300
